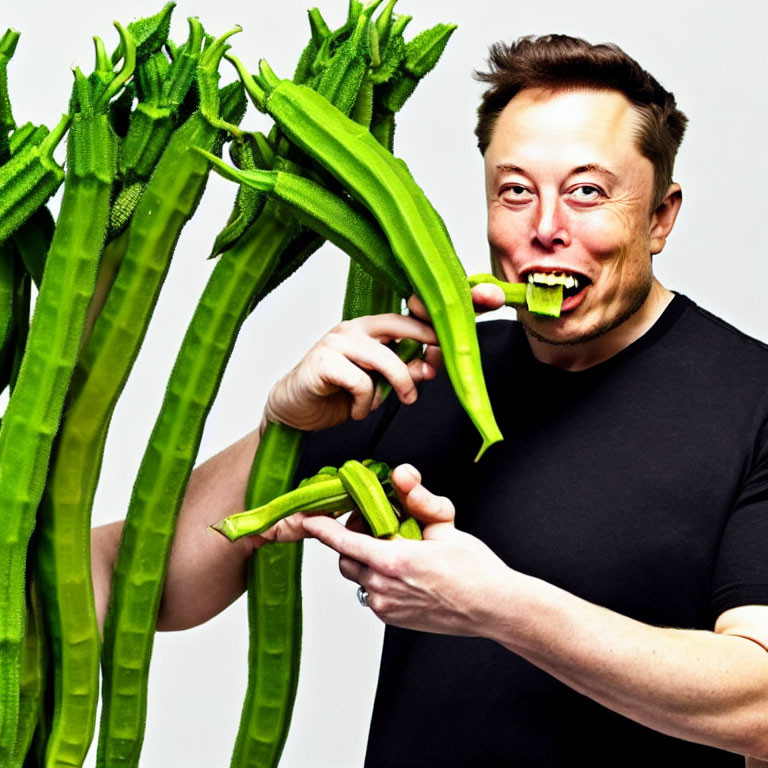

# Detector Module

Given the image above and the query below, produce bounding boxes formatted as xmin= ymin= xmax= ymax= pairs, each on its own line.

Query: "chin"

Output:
xmin=522 ymin=318 xmax=606 ymax=347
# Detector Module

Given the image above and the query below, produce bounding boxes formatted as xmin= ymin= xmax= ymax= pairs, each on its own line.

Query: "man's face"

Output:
xmin=484 ymin=87 xmax=661 ymax=347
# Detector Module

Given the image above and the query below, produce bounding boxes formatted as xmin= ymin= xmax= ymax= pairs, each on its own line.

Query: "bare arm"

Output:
xmin=304 ymin=466 xmax=768 ymax=760
xmin=91 ymin=429 xmax=261 ymax=631
xmin=89 ymin=292 xmax=461 ymax=634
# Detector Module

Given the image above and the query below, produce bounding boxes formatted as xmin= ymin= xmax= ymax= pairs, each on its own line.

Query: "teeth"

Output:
xmin=528 ymin=271 xmax=582 ymax=290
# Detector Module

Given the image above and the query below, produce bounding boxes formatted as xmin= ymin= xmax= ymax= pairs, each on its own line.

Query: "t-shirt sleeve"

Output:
xmin=710 ymin=413 xmax=768 ymax=621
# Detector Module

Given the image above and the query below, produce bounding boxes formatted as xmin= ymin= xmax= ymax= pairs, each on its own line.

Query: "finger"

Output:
xmin=345 ymin=510 xmax=366 ymax=534
xmin=319 ymin=355 xmax=375 ymax=420
xmin=303 ymin=515 xmax=384 ymax=564
xmin=324 ymin=334 xmax=423 ymax=408
xmin=407 ymin=344 xmax=443 ymax=383
xmin=470 ymin=282 xmax=506 ymax=313
xmin=406 ymin=293 xmax=429 ymax=321
xmin=352 ymin=312 xmax=438 ymax=346
xmin=390 ymin=464 xmax=455 ymax=525
xmin=251 ymin=511 xmax=310 ymax=545
xmin=339 ymin=554 xmax=365 ymax=583
xmin=425 ymin=344 xmax=443 ymax=370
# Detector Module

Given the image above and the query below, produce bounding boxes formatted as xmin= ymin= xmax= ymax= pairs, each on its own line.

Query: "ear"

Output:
xmin=649 ymin=183 xmax=682 ymax=255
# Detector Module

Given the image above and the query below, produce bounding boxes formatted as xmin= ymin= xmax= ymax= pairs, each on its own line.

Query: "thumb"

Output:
xmin=470 ymin=282 xmax=506 ymax=313
xmin=390 ymin=464 xmax=455 ymax=530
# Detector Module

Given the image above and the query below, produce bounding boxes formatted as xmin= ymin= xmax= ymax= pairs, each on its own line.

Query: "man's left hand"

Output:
xmin=301 ymin=464 xmax=512 ymax=636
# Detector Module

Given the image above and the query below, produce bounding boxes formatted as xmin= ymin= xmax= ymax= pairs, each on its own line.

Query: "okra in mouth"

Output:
xmin=468 ymin=273 xmax=565 ymax=317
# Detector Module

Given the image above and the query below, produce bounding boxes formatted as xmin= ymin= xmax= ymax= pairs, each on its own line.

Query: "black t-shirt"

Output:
xmin=296 ymin=294 xmax=768 ymax=767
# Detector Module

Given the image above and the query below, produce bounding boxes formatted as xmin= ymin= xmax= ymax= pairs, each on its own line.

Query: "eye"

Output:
xmin=568 ymin=184 xmax=603 ymax=202
xmin=500 ymin=184 xmax=532 ymax=204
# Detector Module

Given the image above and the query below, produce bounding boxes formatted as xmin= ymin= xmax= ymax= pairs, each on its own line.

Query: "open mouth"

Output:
xmin=522 ymin=269 xmax=592 ymax=301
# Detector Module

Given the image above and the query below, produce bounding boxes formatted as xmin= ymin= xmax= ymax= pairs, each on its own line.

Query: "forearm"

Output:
xmin=91 ymin=428 xmax=261 ymax=633
xmin=488 ymin=571 xmax=768 ymax=758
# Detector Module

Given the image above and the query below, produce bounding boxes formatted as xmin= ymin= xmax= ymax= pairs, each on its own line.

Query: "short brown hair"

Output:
xmin=474 ymin=35 xmax=688 ymax=209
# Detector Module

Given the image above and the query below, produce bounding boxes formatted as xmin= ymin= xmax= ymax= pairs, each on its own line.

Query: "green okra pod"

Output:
xmin=342 ymin=258 xmax=402 ymax=321
xmin=8 ymin=122 xmax=48 ymax=156
xmin=212 ymin=461 xmax=393 ymax=541
xmin=208 ymin=132 xmax=269 ymax=259
xmin=97 ymin=200 xmax=303 ymax=768
xmin=246 ymin=227 xmax=325 ymax=309
xmin=115 ymin=16 xmax=206 ymax=231
xmin=200 ymin=153 xmax=411 ymax=299
xmin=526 ymin=282 xmax=564 ymax=317
xmin=376 ymin=22 xmax=456 ymax=114
xmin=468 ymin=272 xmax=527 ymax=305
xmin=394 ymin=516 xmax=422 ymax=540
xmin=40 ymin=80 xmax=246 ymax=768
xmin=0 ymin=243 xmax=13 ymax=361
xmin=0 ymin=24 xmax=134 ymax=765
xmin=0 ymin=28 xmax=20 ymax=161
xmin=0 ymin=244 xmax=30 ymax=397
xmin=0 ymin=115 xmax=68 ymax=247
xmin=338 ymin=459 xmax=399 ymax=537
xmin=0 ymin=206 xmax=52 ymax=396
xmin=235 ymin=422 xmax=306 ymax=768
xmin=11 ymin=580 xmax=45 ymax=765
xmin=314 ymin=11 xmax=371 ymax=117
xmin=12 ymin=204 xmax=54 ymax=289
xmin=308 ymin=8 xmax=332 ymax=46
xmin=235 ymin=63 xmax=502 ymax=459
xmin=111 ymin=1 xmax=175 ymax=65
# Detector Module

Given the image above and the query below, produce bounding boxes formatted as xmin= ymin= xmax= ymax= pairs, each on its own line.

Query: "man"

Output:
xmin=94 ymin=35 xmax=768 ymax=766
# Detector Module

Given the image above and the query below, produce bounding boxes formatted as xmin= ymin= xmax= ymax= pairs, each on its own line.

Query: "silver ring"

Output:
xmin=356 ymin=585 xmax=369 ymax=608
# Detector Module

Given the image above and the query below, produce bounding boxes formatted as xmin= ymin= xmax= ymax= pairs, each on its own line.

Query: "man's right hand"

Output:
xmin=262 ymin=311 xmax=442 ymax=432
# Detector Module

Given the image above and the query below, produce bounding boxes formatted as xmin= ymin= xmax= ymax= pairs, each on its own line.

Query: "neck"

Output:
xmin=526 ymin=279 xmax=674 ymax=371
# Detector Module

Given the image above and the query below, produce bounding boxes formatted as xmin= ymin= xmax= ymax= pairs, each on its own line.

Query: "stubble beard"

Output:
xmin=521 ymin=273 xmax=653 ymax=348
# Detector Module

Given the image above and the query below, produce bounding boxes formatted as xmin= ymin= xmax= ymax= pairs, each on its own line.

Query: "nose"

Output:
xmin=533 ymin=194 xmax=570 ymax=251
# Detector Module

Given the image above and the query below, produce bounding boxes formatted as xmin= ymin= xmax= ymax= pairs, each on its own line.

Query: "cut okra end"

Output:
xmin=209 ymin=519 xmax=239 ymax=542
xmin=467 ymin=273 xmax=564 ymax=317
xmin=525 ymin=282 xmax=563 ymax=317
xmin=391 ymin=516 xmax=422 ymax=541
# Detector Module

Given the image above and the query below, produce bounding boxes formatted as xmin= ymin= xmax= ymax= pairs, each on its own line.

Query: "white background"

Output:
xmin=3 ymin=0 xmax=768 ymax=765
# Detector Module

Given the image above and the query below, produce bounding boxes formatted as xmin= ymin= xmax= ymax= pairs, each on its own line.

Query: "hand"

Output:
xmin=302 ymin=464 xmax=513 ymax=636
xmin=263 ymin=311 xmax=441 ymax=432
xmin=263 ymin=282 xmax=506 ymax=434
xmin=244 ymin=510 xmax=313 ymax=549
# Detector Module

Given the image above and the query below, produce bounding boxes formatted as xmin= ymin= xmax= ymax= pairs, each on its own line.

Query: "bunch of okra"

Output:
xmin=0 ymin=2 xmax=562 ymax=767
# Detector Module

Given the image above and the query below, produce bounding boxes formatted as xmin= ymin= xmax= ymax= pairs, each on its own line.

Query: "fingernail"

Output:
xmin=397 ymin=463 xmax=420 ymax=481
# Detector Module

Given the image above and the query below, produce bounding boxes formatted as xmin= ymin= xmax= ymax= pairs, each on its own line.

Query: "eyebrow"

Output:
xmin=572 ymin=164 xmax=619 ymax=182
xmin=494 ymin=163 xmax=619 ymax=182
